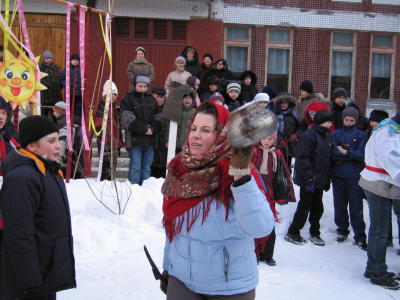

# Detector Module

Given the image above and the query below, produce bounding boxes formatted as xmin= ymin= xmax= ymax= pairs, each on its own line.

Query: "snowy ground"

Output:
xmin=58 ymin=177 xmax=400 ymax=300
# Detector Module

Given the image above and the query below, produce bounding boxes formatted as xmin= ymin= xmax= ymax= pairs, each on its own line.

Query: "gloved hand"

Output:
xmin=160 ymin=270 xmax=169 ymax=295
xmin=305 ymin=178 xmax=315 ymax=193
xmin=342 ymin=143 xmax=352 ymax=150
xmin=229 ymin=145 xmax=253 ymax=176
xmin=288 ymin=134 xmax=297 ymax=143
xmin=278 ymin=140 xmax=287 ymax=148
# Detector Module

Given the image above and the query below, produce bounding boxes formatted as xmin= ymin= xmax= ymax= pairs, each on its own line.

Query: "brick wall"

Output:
xmin=394 ymin=34 xmax=400 ymax=113
xmin=250 ymin=26 xmax=267 ymax=93
xmin=354 ymin=32 xmax=371 ymax=114
xmin=187 ymin=19 xmax=223 ymax=67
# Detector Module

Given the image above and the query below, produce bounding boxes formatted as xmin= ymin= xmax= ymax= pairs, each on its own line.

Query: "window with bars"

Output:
xmin=330 ymin=31 xmax=356 ymax=99
xmin=224 ymin=26 xmax=251 ymax=75
xmin=266 ymin=28 xmax=292 ymax=93
xmin=370 ymin=34 xmax=395 ymax=100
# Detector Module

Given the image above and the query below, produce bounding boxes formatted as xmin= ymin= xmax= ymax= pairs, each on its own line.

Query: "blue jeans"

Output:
xmin=333 ymin=177 xmax=366 ymax=242
xmin=128 ymin=146 xmax=154 ymax=185
xmin=365 ymin=190 xmax=392 ymax=280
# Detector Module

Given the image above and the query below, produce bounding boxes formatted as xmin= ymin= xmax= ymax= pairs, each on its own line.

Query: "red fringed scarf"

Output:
xmin=162 ymin=102 xmax=278 ymax=243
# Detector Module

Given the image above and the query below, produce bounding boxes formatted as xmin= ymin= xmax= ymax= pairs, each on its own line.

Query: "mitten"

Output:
xmin=160 ymin=270 xmax=169 ymax=295
xmin=288 ymin=134 xmax=297 ymax=143
xmin=229 ymin=145 xmax=253 ymax=176
xmin=278 ymin=140 xmax=287 ymax=148
xmin=305 ymin=178 xmax=315 ymax=193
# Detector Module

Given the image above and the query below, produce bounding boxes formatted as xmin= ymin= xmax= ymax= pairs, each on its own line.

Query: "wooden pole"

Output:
xmin=47 ymin=0 xmax=112 ymax=16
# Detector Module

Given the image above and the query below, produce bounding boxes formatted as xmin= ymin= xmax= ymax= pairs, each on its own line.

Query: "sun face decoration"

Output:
xmin=0 ymin=49 xmax=48 ymax=109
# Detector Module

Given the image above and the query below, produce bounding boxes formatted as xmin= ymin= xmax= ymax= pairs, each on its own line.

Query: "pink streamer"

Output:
xmin=97 ymin=13 xmax=112 ymax=182
xmin=16 ymin=0 xmax=41 ymax=113
xmin=78 ymin=7 xmax=90 ymax=151
xmin=65 ymin=3 xmax=72 ymax=151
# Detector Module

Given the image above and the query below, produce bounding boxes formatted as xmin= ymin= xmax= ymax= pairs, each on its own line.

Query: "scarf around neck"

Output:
xmin=258 ymin=146 xmax=277 ymax=175
xmin=277 ymin=109 xmax=301 ymax=133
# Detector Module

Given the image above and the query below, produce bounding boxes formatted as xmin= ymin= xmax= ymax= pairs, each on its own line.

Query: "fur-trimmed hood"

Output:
xmin=275 ymin=94 xmax=297 ymax=111
xmin=181 ymin=46 xmax=199 ymax=64
xmin=239 ymin=70 xmax=257 ymax=88
xmin=303 ymin=101 xmax=331 ymax=126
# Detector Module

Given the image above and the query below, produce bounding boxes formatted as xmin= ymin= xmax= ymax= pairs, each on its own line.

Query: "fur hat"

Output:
xmin=203 ymin=53 xmax=213 ymax=61
xmin=102 ymin=80 xmax=118 ymax=97
xmin=19 ymin=115 xmax=59 ymax=148
xmin=262 ymin=86 xmax=278 ymax=99
xmin=332 ymin=87 xmax=347 ymax=100
xmin=253 ymin=93 xmax=270 ymax=103
xmin=227 ymin=82 xmax=241 ymax=94
xmin=206 ymin=75 xmax=221 ymax=87
xmin=175 ymin=56 xmax=186 ymax=66
xmin=70 ymin=53 xmax=80 ymax=62
xmin=53 ymin=101 xmax=66 ymax=115
xmin=342 ymin=107 xmax=359 ymax=122
xmin=151 ymin=87 xmax=166 ymax=96
xmin=369 ymin=109 xmax=389 ymax=123
xmin=211 ymin=92 xmax=225 ymax=103
xmin=314 ymin=110 xmax=333 ymax=125
xmin=299 ymin=80 xmax=313 ymax=94
xmin=43 ymin=50 xmax=53 ymax=60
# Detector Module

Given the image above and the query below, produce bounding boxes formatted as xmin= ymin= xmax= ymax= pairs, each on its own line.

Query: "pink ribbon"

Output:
xmin=16 ymin=0 xmax=41 ymax=113
xmin=78 ymin=7 xmax=90 ymax=151
xmin=97 ymin=13 xmax=112 ymax=182
xmin=65 ymin=3 xmax=72 ymax=151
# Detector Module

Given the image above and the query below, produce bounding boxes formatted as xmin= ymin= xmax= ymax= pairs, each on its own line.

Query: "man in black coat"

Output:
xmin=285 ymin=110 xmax=333 ymax=247
xmin=1 ymin=116 xmax=76 ymax=300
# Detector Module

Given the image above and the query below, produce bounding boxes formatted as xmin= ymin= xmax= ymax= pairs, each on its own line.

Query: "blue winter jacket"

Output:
xmin=331 ymin=124 xmax=367 ymax=178
xmin=163 ymin=176 xmax=274 ymax=296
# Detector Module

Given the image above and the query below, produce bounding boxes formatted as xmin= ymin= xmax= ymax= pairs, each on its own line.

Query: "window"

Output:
xmin=369 ymin=34 xmax=396 ymax=100
xmin=266 ymin=28 xmax=293 ymax=93
xmin=330 ymin=31 xmax=356 ymax=99
xmin=224 ymin=26 xmax=251 ymax=74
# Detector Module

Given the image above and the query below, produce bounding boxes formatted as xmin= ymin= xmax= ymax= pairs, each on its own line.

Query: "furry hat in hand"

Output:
xmin=299 ymin=80 xmax=314 ymax=94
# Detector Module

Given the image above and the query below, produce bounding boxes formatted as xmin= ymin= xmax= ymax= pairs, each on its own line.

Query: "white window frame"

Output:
xmin=265 ymin=28 xmax=293 ymax=93
xmin=224 ymin=25 xmax=251 ymax=72
xmin=329 ymin=31 xmax=357 ymax=100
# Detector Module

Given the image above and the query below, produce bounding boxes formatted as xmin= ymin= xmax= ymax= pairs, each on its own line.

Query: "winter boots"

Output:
xmin=335 ymin=234 xmax=348 ymax=243
xmin=284 ymin=233 xmax=308 ymax=245
xmin=259 ymin=257 xmax=276 ymax=266
xmin=370 ymin=276 xmax=400 ymax=290
xmin=356 ymin=241 xmax=368 ymax=251
xmin=309 ymin=235 xmax=325 ymax=246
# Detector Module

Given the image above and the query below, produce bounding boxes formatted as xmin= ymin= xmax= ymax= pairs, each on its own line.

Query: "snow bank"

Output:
xmin=58 ymin=178 xmax=400 ymax=300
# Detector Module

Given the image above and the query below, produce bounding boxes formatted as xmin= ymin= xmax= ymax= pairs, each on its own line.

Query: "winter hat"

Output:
xmin=182 ymin=93 xmax=193 ymax=100
xmin=0 ymin=96 xmax=8 ymax=114
xmin=175 ymin=56 xmax=186 ymax=66
xmin=211 ymin=92 xmax=225 ymax=103
xmin=53 ymin=101 xmax=66 ymax=115
xmin=136 ymin=46 xmax=145 ymax=54
xmin=270 ymin=130 xmax=278 ymax=141
xmin=102 ymin=80 xmax=118 ymax=97
xmin=299 ymin=80 xmax=313 ymax=94
xmin=314 ymin=110 xmax=333 ymax=126
xmin=276 ymin=92 xmax=290 ymax=97
xmin=227 ymin=82 xmax=241 ymax=94
xmin=332 ymin=87 xmax=347 ymax=100
xmin=70 ymin=53 xmax=80 ymax=61
xmin=347 ymin=100 xmax=361 ymax=111
xmin=342 ymin=107 xmax=359 ymax=122
xmin=19 ymin=115 xmax=59 ymax=148
xmin=308 ymin=102 xmax=326 ymax=116
xmin=151 ymin=87 xmax=166 ymax=95
xmin=206 ymin=75 xmax=221 ymax=87
xmin=131 ymin=73 xmax=150 ymax=87
xmin=262 ymin=86 xmax=278 ymax=99
xmin=253 ymin=93 xmax=270 ymax=103
xmin=43 ymin=50 xmax=53 ymax=60
xmin=203 ymin=53 xmax=213 ymax=61
xmin=244 ymin=74 xmax=252 ymax=80
xmin=186 ymin=76 xmax=199 ymax=89
xmin=369 ymin=109 xmax=389 ymax=123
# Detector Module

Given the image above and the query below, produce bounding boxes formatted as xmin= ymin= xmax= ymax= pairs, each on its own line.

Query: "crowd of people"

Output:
xmin=0 ymin=43 xmax=399 ymax=300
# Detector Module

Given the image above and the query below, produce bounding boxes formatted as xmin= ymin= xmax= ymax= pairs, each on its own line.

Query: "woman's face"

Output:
xmin=0 ymin=109 xmax=7 ymax=129
xmin=216 ymin=61 xmax=224 ymax=70
xmin=186 ymin=52 xmax=194 ymax=60
xmin=244 ymin=77 xmax=251 ymax=85
xmin=204 ymin=57 xmax=212 ymax=67
xmin=136 ymin=50 xmax=145 ymax=60
xmin=188 ymin=113 xmax=218 ymax=156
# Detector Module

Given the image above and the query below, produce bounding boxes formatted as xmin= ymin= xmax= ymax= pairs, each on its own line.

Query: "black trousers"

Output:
xmin=259 ymin=228 xmax=276 ymax=260
xmin=26 ymin=294 xmax=56 ymax=300
xmin=0 ymin=230 xmax=3 ymax=300
xmin=288 ymin=187 xmax=324 ymax=237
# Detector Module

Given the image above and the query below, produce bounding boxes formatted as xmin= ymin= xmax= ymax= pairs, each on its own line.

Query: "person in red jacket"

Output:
xmin=252 ymin=130 xmax=295 ymax=266
xmin=303 ymin=101 xmax=335 ymax=135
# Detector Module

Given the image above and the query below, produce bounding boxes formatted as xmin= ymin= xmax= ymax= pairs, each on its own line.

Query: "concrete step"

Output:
xmin=91 ymin=157 xmax=130 ymax=168
xmin=91 ymin=147 xmax=129 ymax=158
xmin=90 ymin=167 xmax=129 ymax=179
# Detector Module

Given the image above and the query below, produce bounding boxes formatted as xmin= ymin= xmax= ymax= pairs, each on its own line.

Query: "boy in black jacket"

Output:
xmin=285 ymin=110 xmax=333 ymax=246
xmin=1 ymin=115 xmax=76 ymax=300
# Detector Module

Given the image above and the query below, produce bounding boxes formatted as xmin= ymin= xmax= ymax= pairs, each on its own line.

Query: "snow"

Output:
xmin=58 ymin=177 xmax=400 ymax=300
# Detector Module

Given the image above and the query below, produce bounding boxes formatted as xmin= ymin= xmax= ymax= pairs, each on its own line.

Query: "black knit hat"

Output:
xmin=347 ymin=100 xmax=361 ymax=111
xmin=0 ymin=96 xmax=8 ymax=114
xmin=342 ymin=107 xmax=359 ymax=122
xmin=314 ymin=110 xmax=333 ymax=125
xmin=299 ymin=80 xmax=314 ymax=94
xmin=332 ymin=87 xmax=347 ymax=100
xmin=70 ymin=53 xmax=80 ymax=62
xmin=262 ymin=86 xmax=278 ymax=99
xmin=19 ymin=115 xmax=59 ymax=148
xmin=370 ymin=109 xmax=389 ymax=123
xmin=203 ymin=53 xmax=213 ymax=61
